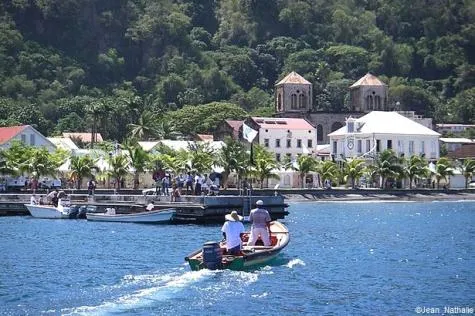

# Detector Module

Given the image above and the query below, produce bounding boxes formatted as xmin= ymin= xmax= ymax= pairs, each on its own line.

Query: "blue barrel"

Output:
xmin=202 ymin=241 xmax=223 ymax=270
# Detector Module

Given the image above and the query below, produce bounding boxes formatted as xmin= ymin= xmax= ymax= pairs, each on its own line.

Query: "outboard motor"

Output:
xmin=202 ymin=241 xmax=223 ymax=270
xmin=68 ymin=205 xmax=80 ymax=219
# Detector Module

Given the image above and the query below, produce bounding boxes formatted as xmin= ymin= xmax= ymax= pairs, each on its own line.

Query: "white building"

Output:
xmin=0 ymin=125 xmax=56 ymax=151
xmin=244 ymin=117 xmax=317 ymax=163
xmin=328 ymin=111 xmax=440 ymax=162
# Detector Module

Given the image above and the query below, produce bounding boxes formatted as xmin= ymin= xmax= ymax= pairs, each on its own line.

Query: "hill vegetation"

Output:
xmin=0 ymin=0 xmax=474 ymax=142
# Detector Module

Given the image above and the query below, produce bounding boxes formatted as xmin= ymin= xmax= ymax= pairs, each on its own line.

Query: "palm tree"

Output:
xmin=0 ymin=149 xmax=18 ymax=176
xmin=404 ymin=155 xmax=429 ymax=189
xmin=294 ymin=155 xmax=318 ymax=188
xmin=215 ymin=137 xmax=248 ymax=189
xmin=20 ymin=147 xmax=65 ymax=186
xmin=187 ymin=142 xmax=215 ymax=174
xmin=86 ymin=100 xmax=110 ymax=149
xmin=343 ymin=158 xmax=366 ymax=188
xmin=315 ymin=160 xmax=340 ymax=188
xmin=156 ymin=119 xmax=183 ymax=140
xmin=127 ymin=110 xmax=160 ymax=140
xmin=125 ymin=142 xmax=150 ymax=189
xmin=373 ymin=149 xmax=403 ymax=189
xmin=251 ymin=145 xmax=279 ymax=189
xmin=108 ymin=154 xmax=130 ymax=190
xmin=433 ymin=157 xmax=454 ymax=188
xmin=69 ymin=155 xmax=98 ymax=189
xmin=460 ymin=159 xmax=475 ymax=188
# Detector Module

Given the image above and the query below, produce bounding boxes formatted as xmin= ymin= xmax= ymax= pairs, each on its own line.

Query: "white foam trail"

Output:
xmin=61 ymin=269 xmax=213 ymax=316
xmin=285 ymin=259 xmax=305 ymax=268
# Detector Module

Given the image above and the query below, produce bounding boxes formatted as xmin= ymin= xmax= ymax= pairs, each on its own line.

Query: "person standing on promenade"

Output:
xmin=247 ymin=200 xmax=271 ymax=246
xmin=185 ymin=172 xmax=194 ymax=195
xmin=221 ymin=210 xmax=245 ymax=255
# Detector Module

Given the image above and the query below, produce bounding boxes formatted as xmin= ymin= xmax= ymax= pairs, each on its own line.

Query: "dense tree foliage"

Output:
xmin=0 ymin=0 xmax=474 ymax=141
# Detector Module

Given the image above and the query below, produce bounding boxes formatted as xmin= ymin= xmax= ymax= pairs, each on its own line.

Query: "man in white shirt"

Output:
xmin=146 ymin=201 xmax=154 ymax=211
xmin=221 ymin=210 xmax=245 ymax=255
xmin=248 ymin=200 xmax=272 ymax=246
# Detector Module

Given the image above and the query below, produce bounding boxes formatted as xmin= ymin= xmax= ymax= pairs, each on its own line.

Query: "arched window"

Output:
xmin=317 ymin=124 xmax=323 ymax=142
xmin=299 ymin=94 xmax=306 ymax=108
xmin=277 ymin=94 xmax=282 ymax=111
xmin=291 ymin=94 xmax=297 ymax=109
xmin=375 ymin=96 xmax=381 ymax=110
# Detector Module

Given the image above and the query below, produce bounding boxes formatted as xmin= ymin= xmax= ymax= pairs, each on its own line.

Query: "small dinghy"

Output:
xmin=86 ymin=207 xmax=176 ymax=223
xmin=185 ymin=221 xmax=289 ymax=271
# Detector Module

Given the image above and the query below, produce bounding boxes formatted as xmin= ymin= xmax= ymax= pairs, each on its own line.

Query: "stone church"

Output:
xmin=274 ymin=71 xmax=394 ymax=144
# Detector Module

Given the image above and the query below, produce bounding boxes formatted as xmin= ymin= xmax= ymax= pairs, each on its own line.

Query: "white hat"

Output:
xmin=256 ymin=200 xmax=264 ymax=206
xmin=225 ymin=210 xmax=243 ymax=222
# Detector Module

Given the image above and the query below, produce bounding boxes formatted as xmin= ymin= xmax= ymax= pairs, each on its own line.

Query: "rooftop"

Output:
xmin=63 ymin=132 xmax=103 ymax=143
xmin=0 ymin=125 xmax=28 ymax=145
xmin=251 ymin=117 xmax=314 ymax=130
xmin=276 ymin=71 xmax=311 ymax=85
xmin=350 ymin=73 xmax=386 ymax=88
xmin=328 ymin=111 xmax=440 ymax=137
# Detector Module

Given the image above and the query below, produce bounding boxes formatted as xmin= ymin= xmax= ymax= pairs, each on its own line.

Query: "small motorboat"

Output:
xmin=86 ymin=207 xmax=176 ymax=223
xmin=185 ymin=221 xmax=290 ymax=271
xmin=25 ymin=200 xmax=72 ymax=219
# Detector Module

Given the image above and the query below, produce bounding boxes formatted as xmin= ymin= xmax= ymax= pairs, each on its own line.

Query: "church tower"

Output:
xmin=349 ymin=73 xmax=388 ymax=112
xmin=275 ymin=71 xmax=312 ymax=114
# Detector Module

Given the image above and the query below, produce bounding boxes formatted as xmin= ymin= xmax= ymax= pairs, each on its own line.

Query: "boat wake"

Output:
xmin=60 ymin=268 xmax=214 ymax=315
xmin=285 ymin=258 xmax=306 ymax=268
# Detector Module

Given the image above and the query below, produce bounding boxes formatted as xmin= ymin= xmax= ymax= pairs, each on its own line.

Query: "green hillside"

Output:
xmin=0 ymin=0 xmax=474 ymax=141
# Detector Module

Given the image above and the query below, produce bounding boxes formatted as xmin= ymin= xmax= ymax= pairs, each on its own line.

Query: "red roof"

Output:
xmin=196 ymin=134 xmax=214 ymax=141
xmin=225 ymin=120 xmax=243 ymax=132
xmin=251 ymin=117 xmax=314 ymax=130
xmin=63 ymin=132 xmax=103 ymax=143
xmin=0 ymin=125 xmax=28 ymax=145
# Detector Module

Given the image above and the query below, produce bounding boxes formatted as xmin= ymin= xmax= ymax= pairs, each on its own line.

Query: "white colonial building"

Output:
xmin=244 ymin=117 xmax=317 ymax=162
xmin=328 ymin=111 xmax=440 ymax=162
xmin=0 ymin=125 xmax=56 ymax=151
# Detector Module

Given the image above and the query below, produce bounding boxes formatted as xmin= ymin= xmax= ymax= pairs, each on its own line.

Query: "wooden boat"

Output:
xmin=86 ymin=208 xmax=176 ymax=223
xmin=185 ymin=221 xmax=289 ymax=271
xmin=25 ymin=200 xmax=72 ymax=219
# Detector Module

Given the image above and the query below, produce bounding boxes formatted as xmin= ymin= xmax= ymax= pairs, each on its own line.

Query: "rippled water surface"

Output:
xmin=1 ymin=201 xmax=474 ymax=315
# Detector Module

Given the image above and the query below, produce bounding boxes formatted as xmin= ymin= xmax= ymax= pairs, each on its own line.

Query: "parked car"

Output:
xmin=469 ymin=180 xmax=475 ymax=188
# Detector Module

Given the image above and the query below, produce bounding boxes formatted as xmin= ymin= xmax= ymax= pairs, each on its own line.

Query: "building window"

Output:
xmin=299 ymin=94 xmax=306 ymax=108
xmin=297 ymin=139 xmax=302 ymax=148
xmin=333 ymin=141 xmax=337 ymax=155
xmin=387 ymin=139 xmax=392 ymax=150
xmin=409 ymin=141 xmax=414 ymax=154
xmin=275 ymin=139 xmax=281 ymax=148
xmin=431 ymin=141 xmax=436 ymax=157
xmin=398 ymin=140 xmax=404 ymax=155
xmin=366 ymin=139 xmax=371 ymax=153
xmin=357 ymin=139 xmax=362 ymax=153
xmin=287 ymin=139 xmax=291 ymax=148
xmin=420 ymin=141 xmax=425 ymax=155
xmin=21 ymin=134 xmax=26 ymax=143
xmin=317 ymin=125 xmax=323 ymax=142
xmin=291 ymin=94 xmax=297 ymax=109
xmin=264 ymin=138 xmax=269 ymax=147
xmin=30 ymin=134 xmax=35 ymax=146
xmin=376 ymin=139 xmax=381 ymax=152
xmin=307 ymin=139 xmax=312 ymax=148
xmin=277 ymin=94 xmax=282 ymax=111
xmin=276 ymin=153 xmax=281 ymax=162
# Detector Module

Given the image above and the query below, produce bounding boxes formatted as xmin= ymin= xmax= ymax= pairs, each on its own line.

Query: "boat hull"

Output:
xmin=25 ymin=204 xmax=71 ymax=219
xmin=185 ymin=221 xmax=289 ymax=271
xmin=86 ymin=208 xmax=175 ymax=223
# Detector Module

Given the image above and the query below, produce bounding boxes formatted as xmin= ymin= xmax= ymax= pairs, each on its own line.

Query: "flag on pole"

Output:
xmin=242 ymin=123 xmax=258 ymax=143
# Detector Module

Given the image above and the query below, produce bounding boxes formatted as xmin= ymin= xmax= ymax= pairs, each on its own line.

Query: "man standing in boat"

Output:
xmin=248 ymin=200 xmax=271 ymax=246
xmin=221 ymin=211 xmax=245 ymax=255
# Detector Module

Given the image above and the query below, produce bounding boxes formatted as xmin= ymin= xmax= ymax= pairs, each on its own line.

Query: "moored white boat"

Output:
xmin=86 ymin=208 xmax=176 ymax=223
xmin=25 ymin=202 xmax=72 ymax=219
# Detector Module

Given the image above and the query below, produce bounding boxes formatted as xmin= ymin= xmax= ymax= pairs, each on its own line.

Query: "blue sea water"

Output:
xmin=1 ymin=201 xmax=474 ymax=315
